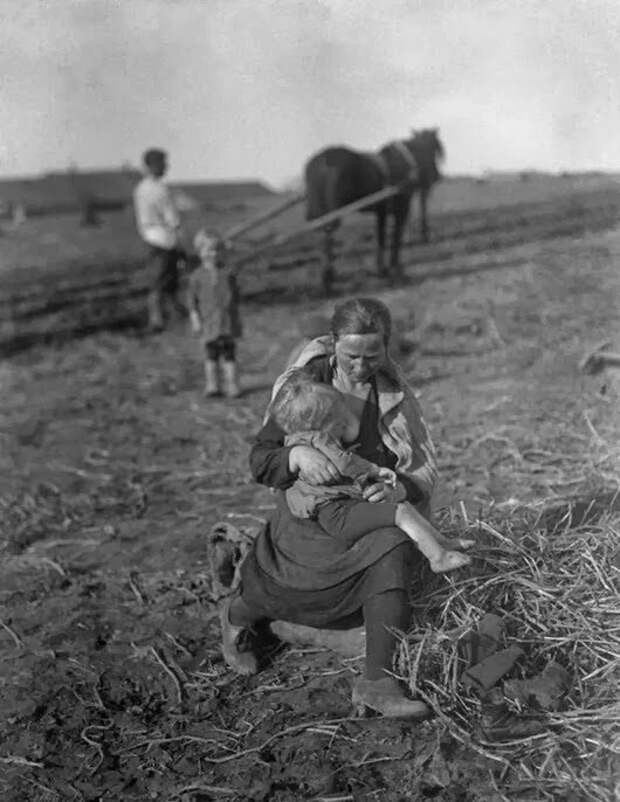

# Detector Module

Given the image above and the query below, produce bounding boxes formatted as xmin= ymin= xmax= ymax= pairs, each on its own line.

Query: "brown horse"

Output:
xmin=304 ymin=129 xmax=444 ymax=290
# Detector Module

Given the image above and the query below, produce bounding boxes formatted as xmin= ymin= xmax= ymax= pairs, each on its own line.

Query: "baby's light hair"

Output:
xmin=269 ymin=372 xmax=342 ymax=435
xmin=194 ymin=228 xmax=224 ymax=253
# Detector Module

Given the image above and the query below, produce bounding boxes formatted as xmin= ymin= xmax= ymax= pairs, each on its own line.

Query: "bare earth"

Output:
xmin=1 ymin=180 xmax=619 ymax=801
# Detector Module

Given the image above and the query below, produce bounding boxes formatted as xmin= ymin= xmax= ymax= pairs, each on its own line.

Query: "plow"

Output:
xmin=3 ymin=181 xmax=620 ymax=355
xmin=579 ymin=340 xmax=620 ymax=375
xmin=224 ymin=181 xmax=410 ymax=293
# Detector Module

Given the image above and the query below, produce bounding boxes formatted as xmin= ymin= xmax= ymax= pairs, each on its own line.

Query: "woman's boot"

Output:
xmin=352 ymin=676 xmax=431 ymax=720
xmin=221 ymin=359 xmax=241 ymax=398
xmin=204 ymin=359 xmax=221 ymax=397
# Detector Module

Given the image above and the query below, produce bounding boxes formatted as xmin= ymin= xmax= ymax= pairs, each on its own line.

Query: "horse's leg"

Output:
xmin=376 ymin=206 xmax=387 ymax=276
xmin=419 ymin=188 xmax=430 ymax=243
xmin=321 ymin=224 xmax=336 ymax=295
xmin=390 ymin=199 xmax=410 ymax=280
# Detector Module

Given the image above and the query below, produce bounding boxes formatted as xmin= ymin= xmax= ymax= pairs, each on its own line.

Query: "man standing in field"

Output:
xmin=133 ymin=148 xmax=186 ymax=332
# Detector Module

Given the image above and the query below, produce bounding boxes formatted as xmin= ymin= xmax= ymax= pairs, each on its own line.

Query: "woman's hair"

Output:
xmin=269 ymin=371 xmax=342 ymax=435
xmin=330 ymin=297 xmax=392 ymax=345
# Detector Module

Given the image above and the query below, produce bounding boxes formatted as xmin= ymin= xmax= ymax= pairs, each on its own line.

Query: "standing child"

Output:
xmin=188 ymin=230 xmax=242 ymax=398
xmin=268 ymin=373 xmax=474 ymax=573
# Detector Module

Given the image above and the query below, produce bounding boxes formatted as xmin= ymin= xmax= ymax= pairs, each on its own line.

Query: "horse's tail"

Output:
xmin=304 ymin=152 xmax=334 ymax=221
xmin=304 ymin=154 xmax=327 ymax=221
xmin=304 ymin=148 xmax=352 ymax=223
xmin=421 ymin=138 xmax=444 ymax=188
xmin=322 ymin=164 xmax=345 ymax=232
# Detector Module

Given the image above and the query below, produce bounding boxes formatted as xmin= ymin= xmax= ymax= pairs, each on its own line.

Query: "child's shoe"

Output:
xmin=147 ymin=290 xmax=164 ymax=332
xmin=221 ymin=360 xmax=241 ymax=398
xmin=204 ymin=359 xmax=221 ymax=397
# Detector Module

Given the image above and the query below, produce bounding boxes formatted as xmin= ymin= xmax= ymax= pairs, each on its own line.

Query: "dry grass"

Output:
xmin=398 ymin=477 xmax=619 ymax=801
xmin=1 ymin=175 xmax=619 ymax=800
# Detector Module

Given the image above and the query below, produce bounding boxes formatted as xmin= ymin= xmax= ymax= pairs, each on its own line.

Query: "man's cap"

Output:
xmin=143 ymin=148 xmax=167 ymax=167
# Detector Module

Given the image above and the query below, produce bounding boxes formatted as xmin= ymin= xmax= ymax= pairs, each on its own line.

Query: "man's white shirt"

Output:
xmin=133 ymin=175 xmax=180 ymax=250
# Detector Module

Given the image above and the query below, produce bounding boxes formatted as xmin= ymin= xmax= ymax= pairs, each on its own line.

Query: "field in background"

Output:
xmin=2 ymin=172 xmax=620 ymax=355
xmin=3 ymin=173 xmax=620 ymax=274
xmin=1 ymin=174 xmax=619 ymax=800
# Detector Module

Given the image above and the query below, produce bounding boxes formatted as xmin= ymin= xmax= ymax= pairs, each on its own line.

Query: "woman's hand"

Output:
xmin=289 ymin=446 xmax=342 ymax=486
xmin=363 ymin=479 xmax=407 ymax=504
xmin=376 ymin=467 xmax=397 ymax=487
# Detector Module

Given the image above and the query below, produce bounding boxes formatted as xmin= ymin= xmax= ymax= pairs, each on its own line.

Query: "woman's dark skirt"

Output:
xmin=240 ymin=538 xmax=419 ymax=629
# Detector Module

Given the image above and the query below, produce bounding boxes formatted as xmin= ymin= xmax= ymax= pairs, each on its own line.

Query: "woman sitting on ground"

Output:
xmin=221 ymin=297 xmax=460 ymax=719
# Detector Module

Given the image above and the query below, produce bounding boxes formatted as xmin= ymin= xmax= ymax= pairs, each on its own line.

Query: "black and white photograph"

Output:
xmin=1 ymin=1 xmax=619 ymax=800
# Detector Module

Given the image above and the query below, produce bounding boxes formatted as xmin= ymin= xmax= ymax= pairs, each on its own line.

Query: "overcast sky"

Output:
xmin=1 ymin=0 xmax=619 ymax=186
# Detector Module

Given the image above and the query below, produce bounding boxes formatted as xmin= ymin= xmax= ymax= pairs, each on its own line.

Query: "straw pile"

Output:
xmin=399 ymin=494 xmax=619 ymax=802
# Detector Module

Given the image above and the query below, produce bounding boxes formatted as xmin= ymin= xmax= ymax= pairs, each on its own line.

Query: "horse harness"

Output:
xmin=368 ymin=152 xmax=391 ymax=188
xmin=386 ymin=140 xmax=420 ymax=183
xmin=371 ymin=141 xmax=420 ymax=195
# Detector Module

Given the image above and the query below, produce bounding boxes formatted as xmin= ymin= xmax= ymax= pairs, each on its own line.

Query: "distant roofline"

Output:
xmin=0 ymin=168 xmax=273 ymax=184
xmin=0 ymin=167 xmax=139 ymax=181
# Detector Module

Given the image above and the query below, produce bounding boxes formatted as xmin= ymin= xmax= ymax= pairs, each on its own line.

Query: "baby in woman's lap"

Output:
xmin=269 ymin=373 xmax=473 ymax=573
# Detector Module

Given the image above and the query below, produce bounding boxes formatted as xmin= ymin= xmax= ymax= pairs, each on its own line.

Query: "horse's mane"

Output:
xmin=409 ymin=128 xmax=445 ymax=162
xmin=391 ymin=128 xmax=444 ymax=187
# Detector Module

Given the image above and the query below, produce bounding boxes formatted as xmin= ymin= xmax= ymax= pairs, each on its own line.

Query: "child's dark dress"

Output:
xmin=240 ymin=357 xmax=422 ymax=628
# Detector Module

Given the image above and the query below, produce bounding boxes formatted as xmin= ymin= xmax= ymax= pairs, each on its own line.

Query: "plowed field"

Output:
xmin=1 ymin=175 xmax=619 ymax=801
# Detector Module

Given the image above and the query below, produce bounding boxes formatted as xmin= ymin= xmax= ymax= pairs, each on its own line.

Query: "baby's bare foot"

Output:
xmin=435 ymin=535 xmax=475 ymax=551
xmin=456 ymin=538 xmax=475 ymax=550
xmin=429 ymin=550 xmax=472 ymax=574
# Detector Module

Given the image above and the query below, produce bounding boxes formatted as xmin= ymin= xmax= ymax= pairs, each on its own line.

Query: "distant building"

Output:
xmin=0 ymin=167 xmax=140 ymax=218
xmin=46 ymin=167 xmax=142 ymax=213
xmin=170 ymin=180 xmax=275 ymax=209
xmin=0 ymin=171 xmax=275 ymax=219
